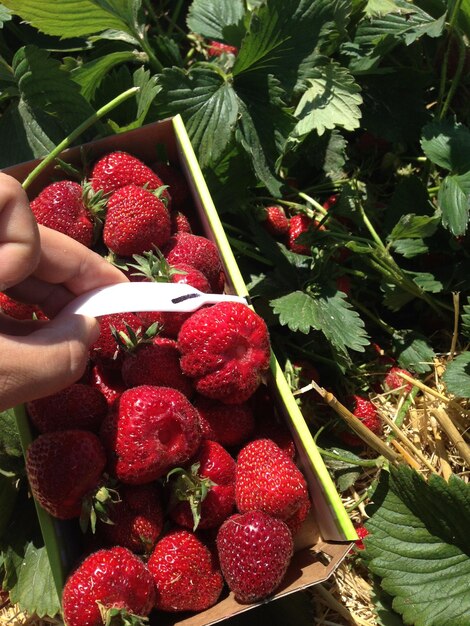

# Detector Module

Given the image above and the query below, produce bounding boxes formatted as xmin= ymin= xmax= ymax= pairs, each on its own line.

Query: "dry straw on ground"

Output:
xmin=2 ymin=359 xmax=468 ymax=626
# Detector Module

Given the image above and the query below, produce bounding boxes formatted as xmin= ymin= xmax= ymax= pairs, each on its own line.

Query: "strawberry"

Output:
xmin=90 ymin=312 xmax=143 ymax=369
xmin=384 ymin=366 xmax=413 ymax=393
xmin=168 ymin=439 xmax=236 ymax=530
xmin=262 ymin=205 xmax=290 ymax=238
xmin=164 ymin=232 xmax=225 ymax=293
xmin=26 ymin=430 xmax=106 ymax=519
xmin=323 ymin=194 xmax=339 ymax=210
xmin=121 ymin=335 xmax=193 ymax=397
xmin=235 ymin=438 xmax=310 ymax=522
xmin=30 ymin=180 xmax=95 ymax=247
xmin=90 ymin=363 xmax=126 ymax=407
xmin=100 ymin=385 xmax=201 ymax=484
xmin=26 ymin=383 xmax=107 ymax=433
xmin=103 ymin=184 xmax=171 ymax=257
xmin=287 ymin=214 xmax=325 ymax=255
xmin=0 ymin=293 xmax=47 ymax=320
xmin=171 ymin=210 xmax=193 ymax=234
xmin=340 ymin=395 xmax=382 ymax=446
xmin=90 ymin=150 xmax=171 ymax=205
xmin=194 ymin=395 xmax=255 ymax=447
xmin=216 ymin=510 xmax=293 ymax=603
xmin=62 ymin=546 xmax=156 ymax=626
xmin=207 ymin=41 xmax=239 ymax=57
xmin=353 ymin=524 xmax=369 ymax=550
xmin=97 ymin=484 xmax=164 ymax=554
xmin=178 ymin=302 xmax=271 ymax=404
xmin=151 ymin=162 xmax=191 ymax=212
xmin=148 ymin=529 xmax=223 ymax=612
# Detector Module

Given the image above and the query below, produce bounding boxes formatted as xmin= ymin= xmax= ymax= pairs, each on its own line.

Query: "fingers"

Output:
xmin=0 ymin=314 xmax=100 ymax=412
xmin=0 ymin=173 xmax=40 ymax=290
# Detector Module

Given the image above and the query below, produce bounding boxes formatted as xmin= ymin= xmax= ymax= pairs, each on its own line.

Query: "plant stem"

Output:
xmin=167 ymin=0 xmax=184 ymax=36
xmin=138 ymin=34 xmax=164 ymax=72
xmin=357 ymin=203 xmax=387 ymax=251
xmin=143 ymin=0 xmax=162 ymax=31
xmin=318 ymin=448 xmax=384 ymax=468
xmin=437 ymin=0 xmax=464 ymax=118
xmin=226 ymin=236 xmax=274 ymax=266
xmin=440 ymin=29 xmax=466 ymax=119
xmin=22 ymin=87 xmax=140 ymax=191
xmin=386 ymin=387 xmax=420 ymax=442
xmin=349 ymin=297 xmax=396 ymax=336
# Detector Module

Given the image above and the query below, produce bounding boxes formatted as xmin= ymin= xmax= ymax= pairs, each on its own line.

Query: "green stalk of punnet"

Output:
xmin=21 ymin=87 xmax=141 ymax=191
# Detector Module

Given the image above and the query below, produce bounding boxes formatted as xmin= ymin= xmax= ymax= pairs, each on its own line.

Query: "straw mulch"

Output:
xmin=2 ymin=360 xmax=469 ymax=626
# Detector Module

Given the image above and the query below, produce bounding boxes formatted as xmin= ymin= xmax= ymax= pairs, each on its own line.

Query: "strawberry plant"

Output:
xmin=0 ymin=0 xmax=470 ymax=624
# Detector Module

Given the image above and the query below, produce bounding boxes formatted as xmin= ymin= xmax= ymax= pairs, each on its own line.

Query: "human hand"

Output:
xmin=0 ymin=172 xmax=128 ymax=411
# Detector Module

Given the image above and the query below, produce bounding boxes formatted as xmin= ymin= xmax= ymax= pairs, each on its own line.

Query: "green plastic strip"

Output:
xmin=172 ymin=115 xmax=356 ymax=541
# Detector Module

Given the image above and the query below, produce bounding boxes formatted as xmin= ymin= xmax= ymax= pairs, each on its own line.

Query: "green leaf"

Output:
xmin=72 ymin=50 xmax=138 ymax=101
xmin=388 ymin=214 xmax=440 ymax=241
xmin=392 ymin=331 xmax=436 ymax=374
xmin=381 ymin=282 xmax=414 ymax=311
xmin=323 ymin=448 xmax=364 ymax=492
xmin=364 ymin=466 xmax=470 ymax=626
xmin=371 ymin=578 xmax=406 ymax=626
xmin=1 ymin=0 xmax=142 ymax=40
xmin=150 ymin=34 xmax=184 ymax=68
xmin=233 ymin=0 xmax=351 ymax=94
xmin=0 ymin=409 xmax=24 ymax=477
xmin=408 ymin=270 xmax=443 ymax=294
xmin=437 ymin=172 xmax=470 ymax=236
xmin=156 ymin=66 xmax=239 ymax=169
xmin=461 ymin=297 xmax=470 ymax=341
xmin=186 ymin=0 xmax=246 ymax=45
xmin=442 ymin=352 xmax=470 ymax=398
xmin=0 ymin=4 xmax=12 ymax=26
xmin=364 ymin=0 xmax=402 ymax=17
xmin=8 ymin=543 xmax=60 ymax=618
xmin=391 ymin=239 xmax=429 ymax=258
xmin=421 ymin=119 xmax=470 ymax=173
xmin=108 ymin=67 xmax=160 ymax=132
xmin=270 ymin=289 xmax=369 ymax=355
xmin=290 ymin=62 xmax=362 ymax=140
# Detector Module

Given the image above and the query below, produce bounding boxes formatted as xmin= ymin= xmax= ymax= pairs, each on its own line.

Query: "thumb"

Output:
xmin=0 ymin=314 xmax=100 ymax=412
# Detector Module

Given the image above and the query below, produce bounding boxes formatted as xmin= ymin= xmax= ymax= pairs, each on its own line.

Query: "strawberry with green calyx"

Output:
xmin=194 ymin=395 xmax=255 ymax=447
xmin=216 ymin=510 xmax=294 ymax=603
xmin=90 ymin=150 xmax=171 ymax=207
xmin=90 ymin=312 xmax=143 ymax=370
xmin=96 ymin=483 xmax=164 ymax=554
xmin=30 ymin=180 xmax=106 ymax=248
xmin=178 ymin=302 xmax=271 ymax=404
xmin=100 ymin=385 xmax=201 ymax=484
xmin=235 ymin=438 xmax=310 ymax=525
xmin=103 ymin=184 xmax=171 ymax=257
xmin=25 ymin=430 xmax=106 ymax=520
xmin=26 ymin=383 xmax=107 ymax=434
xmin=114 ymin=323 xmax=193 ymax=396
xmin=147 ymin=529 xmax=223 ymax=612
xmin=80 ymin=481 xmax=122 ymax=535
xmin=167 ymin=439 xmax=236 ymax=530
xmin=62 ymin=546 xmax=156 ymax=626
xmin=0 ymin=292 xmax=47 ymax=321
xmin=164 ymin=232 xmax=225 ymax=293
xmin=126 ymin=248 xmax=212 ymax=336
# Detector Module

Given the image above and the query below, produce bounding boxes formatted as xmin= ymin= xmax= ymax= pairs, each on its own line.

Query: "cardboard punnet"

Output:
xmin=4 ymin=115 xmax=356 ymax=625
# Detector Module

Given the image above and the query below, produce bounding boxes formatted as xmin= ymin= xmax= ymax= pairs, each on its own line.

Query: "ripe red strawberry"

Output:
xmin=90 ymin=150 xmax=171 ymax=205
xmin=62 ymin=546 xmax=156 ymax=626
xmin=0 ymin=293 xmax=47 ymax=320
xmin=148 ymin=529 xmax=223 ymax=612
xmin=384 ymin=366 xmax=413 ymax=393
xmin=208 ymin=41 xmax=239 ymax=57
xmin=151 ymin=162 xmax=191 ymax=212
xmin=164 ymin=232 xmax=225 ymax=293
xmin=103 ymin=184 xmax=171 ymax=256
xmin=168 ymin=439 xmax=236 ymax=530
xmin=90 ymin=312 xmax=143 ymax=369
xmin=194 ymin=395 xmax=255 ymax=447
xmin=97 ymin=484 xmax=164 ymax=554
xmin=30 ymin=181 xmax=95 ymax=247
xmin=263 ymin=205 xmax=290 ymax=238
xmin=340 ymin=395 xmax=382 ymax=446
xmin=100 ymin=386 xmax=201 ymax=484
xmin=26 ymin=430 xmax=106 ymax=519
xmin=121 ymin=335 xmax=193 ymax=397
xmin=171 ymin=210 xmax=193 ymax=234
xmin=26 ymin=383 xmax=107 ymax=433
xmin=287 ymin=214 xmax=320 ymax=255
xmin=90 ymin=363 xmax=126 ymax=407
xmin=178 ymin=302 xmax=271 ymax=404
xmin=216 ymin=510 xmax=293 ymax=603
xmin=353 ymin=524 xmax=369 ymax=550
xmin=323 ymin=194 xmax=339 ymax=210
xmin=235 ymin=439 xmax=310 ymax=523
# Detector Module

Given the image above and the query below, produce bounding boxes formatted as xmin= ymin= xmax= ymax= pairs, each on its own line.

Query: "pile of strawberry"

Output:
xmin=2 ymin=151 xmax=315 ymax=626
